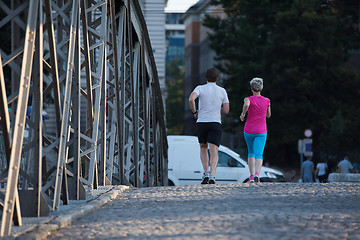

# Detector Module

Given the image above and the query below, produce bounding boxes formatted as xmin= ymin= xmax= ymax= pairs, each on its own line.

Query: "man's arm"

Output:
xmin=189 ymin=92 xmax=199 ymax=117
xmin=315 ymin=166 xmax=319 ymax=177
xmin=349 ymin=162 xmax=354 ymax=173
xmin=222 ymin=102 xmax=229 ymax=114
xmin=312 ymin=166 xmax=315 ymax=181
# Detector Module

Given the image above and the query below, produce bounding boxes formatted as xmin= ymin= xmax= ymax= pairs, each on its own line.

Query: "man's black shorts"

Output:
xmin=196 ymin=122 xmax=222 ymax=147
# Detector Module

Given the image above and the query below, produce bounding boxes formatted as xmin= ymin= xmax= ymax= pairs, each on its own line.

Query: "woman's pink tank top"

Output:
xmin=244 ymin=96 xmax=270 ymax=134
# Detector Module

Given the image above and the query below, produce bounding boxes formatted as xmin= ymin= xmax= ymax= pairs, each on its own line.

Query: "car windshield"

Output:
xmin=221 ymin=147 xmax=248 ymax=163
xmin=208 ymin=149 xmax=245 ymax=168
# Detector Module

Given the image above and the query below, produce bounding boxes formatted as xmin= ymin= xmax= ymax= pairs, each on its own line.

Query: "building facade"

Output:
xmin=139 ymin=0 xmax=166 ymax=100
xmin=165 ymin=13 xmax=185 ymax=66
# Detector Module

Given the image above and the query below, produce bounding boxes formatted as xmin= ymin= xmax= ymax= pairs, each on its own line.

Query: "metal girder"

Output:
xmin=105 ymin=0 xmax=119 ymax=185
xmin=52 ymin=0 xmax=79 ymax=211
xmin=85 ymin=0 xmax=107 ymax=190
xmin=0 ymin=0 xmax=39 ymax=235
xmin=0 ymin=54 xmax=22 ymax=228
xmin=0 ymin=0 xmax=167 ymax=236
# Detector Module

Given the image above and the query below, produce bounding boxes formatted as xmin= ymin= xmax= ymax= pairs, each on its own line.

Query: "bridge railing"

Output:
xmin=0 ymin=0 xmax=168 ymax=236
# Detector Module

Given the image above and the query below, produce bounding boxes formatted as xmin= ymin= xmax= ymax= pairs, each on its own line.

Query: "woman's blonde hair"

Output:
xmin=250 ymin=77 xmax=263 ymax=92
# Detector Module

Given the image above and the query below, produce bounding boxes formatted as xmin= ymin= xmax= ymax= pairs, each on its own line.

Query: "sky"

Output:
xmin=165 ymin=0 xmax=199 ymax=13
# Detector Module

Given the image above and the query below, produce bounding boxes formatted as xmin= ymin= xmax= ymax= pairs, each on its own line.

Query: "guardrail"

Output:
xmin=0 ymin=0 xmax=167 ymax=236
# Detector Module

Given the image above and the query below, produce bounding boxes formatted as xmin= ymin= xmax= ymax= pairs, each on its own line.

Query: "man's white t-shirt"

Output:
xmin=192 ymin=82 xmax=229 ymax=123
xmin=338 ymin=159 xmax=353 ymax=173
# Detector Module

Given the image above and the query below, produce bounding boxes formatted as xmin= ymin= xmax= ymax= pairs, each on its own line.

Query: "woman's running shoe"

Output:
xmin=247 ymin=175 xmax=255 ymax=183
xmin=254 ymin=173 xmax=260 ymax=183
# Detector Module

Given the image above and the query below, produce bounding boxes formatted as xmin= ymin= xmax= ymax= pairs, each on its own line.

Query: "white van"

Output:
xmin=167 ymin=135 xmax=285 ymax=186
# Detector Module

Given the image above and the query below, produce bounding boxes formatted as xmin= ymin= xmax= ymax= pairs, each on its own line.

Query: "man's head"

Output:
xmin=206 ymin=68 xmax=219 ymax=82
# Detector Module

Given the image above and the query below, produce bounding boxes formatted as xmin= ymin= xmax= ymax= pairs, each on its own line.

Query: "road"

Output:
xmin=47 ymin=182 xmax=360 ymax=240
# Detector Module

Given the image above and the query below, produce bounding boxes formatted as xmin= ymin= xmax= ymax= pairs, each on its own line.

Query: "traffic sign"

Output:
xmin=303 ymin=138 xmax=313 ymax=156
xmin=298 ymin=139 xmax=303 ymax=154
xmin=304 ymin=129 xmax=312 ymax=138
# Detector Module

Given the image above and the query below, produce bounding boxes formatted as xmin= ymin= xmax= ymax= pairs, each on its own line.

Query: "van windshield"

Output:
xmin=221 ymin=147 xmax=247 ymax=163
xmin=216 ymin=151 xmax=245 ymax=168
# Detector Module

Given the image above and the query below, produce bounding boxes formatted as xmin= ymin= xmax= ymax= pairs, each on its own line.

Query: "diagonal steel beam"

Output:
xmin=0 ymin=54 xmax=22 ymax=228
xmin=0 ymin=0 xmax=39 ymax=235
xmin=53 ymin=0 xmax=79 ymax=211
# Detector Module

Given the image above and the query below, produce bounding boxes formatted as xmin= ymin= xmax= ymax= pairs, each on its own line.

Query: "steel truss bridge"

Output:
xmin=0 ymin=0 xmax=168 ymax=236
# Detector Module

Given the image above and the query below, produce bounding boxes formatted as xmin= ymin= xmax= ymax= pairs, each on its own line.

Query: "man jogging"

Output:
xmin=188 ymin=68 xmax=229 ymax=184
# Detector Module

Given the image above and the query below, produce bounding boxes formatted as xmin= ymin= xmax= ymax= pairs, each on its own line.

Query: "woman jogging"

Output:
xmin=240 ymin=77 xmax=271 ymax=183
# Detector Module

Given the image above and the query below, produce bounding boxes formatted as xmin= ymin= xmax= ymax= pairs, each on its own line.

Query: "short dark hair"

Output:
xmin=205 ymin=68 xmax=219 ymax=82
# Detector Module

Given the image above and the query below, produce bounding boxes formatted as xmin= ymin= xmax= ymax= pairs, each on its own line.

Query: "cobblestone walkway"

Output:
xmin=47 ymin=183 xmax=360 ymax=240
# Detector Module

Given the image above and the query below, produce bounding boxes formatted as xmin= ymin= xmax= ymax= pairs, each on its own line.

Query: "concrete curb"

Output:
xmin=13 ymin=185 xmax=129 ymax=240
xmin=328 ymin=173 xmax=360 ymax=183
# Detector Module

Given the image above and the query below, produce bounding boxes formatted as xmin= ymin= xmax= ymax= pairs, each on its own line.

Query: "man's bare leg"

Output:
xmin=200 ymin=143 xmax=209 ymax=173
xmin=209 ymin=143 xmax=219 ymax=177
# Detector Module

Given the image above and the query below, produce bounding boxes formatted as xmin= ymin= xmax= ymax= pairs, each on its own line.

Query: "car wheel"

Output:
xmin=168 ymin=180 xmax=175 ymax=186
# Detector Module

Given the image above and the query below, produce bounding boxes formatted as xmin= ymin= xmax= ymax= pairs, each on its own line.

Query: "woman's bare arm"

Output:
xmin=240 ymin=98 xmax=250 ymax=122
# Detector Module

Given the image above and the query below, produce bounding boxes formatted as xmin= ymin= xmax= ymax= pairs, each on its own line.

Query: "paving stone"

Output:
xmin=43 ymin=182 xmax=360 ymax=240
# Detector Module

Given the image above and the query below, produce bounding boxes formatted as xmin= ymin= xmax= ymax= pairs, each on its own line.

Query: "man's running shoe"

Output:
xmin=201 ymin=172 xmax=210 ymax=184
xmin=254 ymin=173 xmax=260 ymax=183
xmin=209 ymin=175 xmax=216 ymax=184
xmin=247 ymin=175 xmax=255 ymax=183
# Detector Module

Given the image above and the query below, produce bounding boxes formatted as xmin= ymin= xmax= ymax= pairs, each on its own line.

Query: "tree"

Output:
xmin=165 ymin=59 xmax=185 ymax=135
xmin=204 ymin=0 xmax=360 ymax=166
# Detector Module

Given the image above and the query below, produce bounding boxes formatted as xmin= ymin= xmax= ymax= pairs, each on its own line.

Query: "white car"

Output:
xmin=167 ymin=135 xmax=285 ymax=186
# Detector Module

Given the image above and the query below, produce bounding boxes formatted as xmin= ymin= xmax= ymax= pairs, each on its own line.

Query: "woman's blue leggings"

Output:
xmin=244 ymin=132 xmax=267 ymax=160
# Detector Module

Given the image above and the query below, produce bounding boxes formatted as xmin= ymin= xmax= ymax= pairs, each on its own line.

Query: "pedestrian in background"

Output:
xmin=189 ymin=68 xmax=229 ymax=184
xmin=337 ymin=156 xmax=354 ymax=173
xmin=301 ymin=156 xmax=315 ymax=182
xmin=240 ymin=77 xmax=271 ymax=183
xmin=352 ymin=160 xmax=360 ymax=173
xmin=315 ymin=159 xmax=328 ymax=183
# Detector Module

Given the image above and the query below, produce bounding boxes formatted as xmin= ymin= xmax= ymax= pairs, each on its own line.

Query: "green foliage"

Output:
xmin=166 ymin=59 xmax=185 ymax=135
xmin=204 ymin=0 xmax=360 ymax=166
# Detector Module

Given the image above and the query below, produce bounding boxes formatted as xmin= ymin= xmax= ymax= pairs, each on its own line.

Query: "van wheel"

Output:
xmin=168 ymin=180 xmax=175 ymax=186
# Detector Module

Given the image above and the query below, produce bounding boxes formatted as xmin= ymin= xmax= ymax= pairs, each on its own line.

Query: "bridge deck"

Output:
xmin=6 ymin=182 xmax=360 ymax=240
